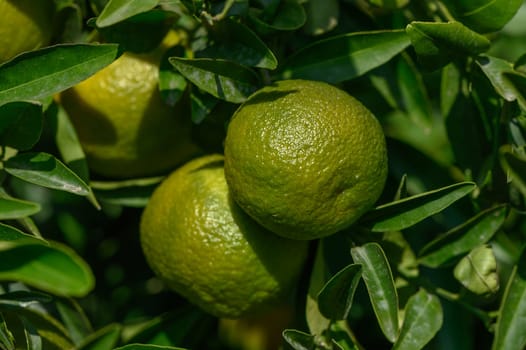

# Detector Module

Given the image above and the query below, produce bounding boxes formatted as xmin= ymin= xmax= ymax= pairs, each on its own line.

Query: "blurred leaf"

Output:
xmin=114 ymin=344 xmax=187 ymax=350
xmin=21 ymin=316 xmax=42 ymax=350
xmin=170 ymin=58 xmax=259 ymax=103
xmin=0 ymin=101 xmax=42 ymax=151
xmin=303 ymin=0 xmax=339 ymax=35
xmin=0 ymin=197 xmax=41 ymax=220
xmin=440 ymin=63 xmax=461 ymax=118
xmin=406 ymin=21 xmax=490 ymax=70
xmin=418 ymin=205 xmax=508 ymax=267
xmin=96 ymin=0 xmax=159 ymax=27
xmin=492 ymin=248 xmax=526 ymax=350
xmin=282 ymin=329 xmax=315 ymax=350
xmin=248 ymin=0 xmax=306 ymax=35
xmin=361 ymin=182 xmax=476 ymax=232
xmin=454 ymin=245 xmax=499 ymax=295
xmin=350 ymin=243 xmax=399 ymax=343
xmin=317 ymin=264 xmax=362 ymax=321
xmin=368 ymin=0 xmax=409 ymax=9
xmin=0 ymin=44 xmax=119 ymax=106
xmin=281 ymin=30 xmax=410 ymax=83
xmin=55 ymin=298 xmax=93 ymax=346
xmin=442 ymin=0 xmax=524 ymax=33
xmin=198 ymin=18 xmax=278 ymax=69
xmin=91 ymin=176 xmax=164 ymax=208
xmin=0 ymin=240 xmax=95 ymax=297
xmin=53 ymin=104 xmax=90 ymax=183
xmin=4 ymin=152 xmax=91 ymax=196
xmin=0 ymin=314 xmax=15 ymax=350
xmin=77 ymin=323 xmax=122 ymax=350
xmin=392 ymin=289 xmax=443 ymax=350
xmin=190 ymin=88 xmax=219 ymax=124
xmin=499 ymin=145 xmax=526 ymax=197
xmin=160 ymin=45 xmax=188 ymax=107
xmin=0 ymin=291 xmax=52 ymax=310
xmin=0 ymin=222 xmax=44 ymax=242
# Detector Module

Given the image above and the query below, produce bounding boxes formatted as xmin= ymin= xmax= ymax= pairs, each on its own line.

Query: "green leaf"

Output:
xmin=170 ymin=58 xmax=259 ymax=103
xmin=406 ymin=21 xmax=490 ymax=70
xmin=440 ymin=63 xmax=461 ymax=118
xmin=361 ymin=182 xmax=476 ymax=232
xmin=305 ymin=242 xmax=331 ymax=336
xmin=0 ymin=44 xmax=119 ymax=106
xmin=0 ymin=314 xmax=15 ymax=350
xmin=499 ymin=145 xmax=526 ymax=197
xmin=303 ymin=0 xmax=339 ymax=35
xmin=190 ymin=88 xmax=219 ymax=124
xmin=0 ymin=291 xmax=52 ymax=310
xmin=4 ymin=152 xmax=91 ymax=196
xmin=0 ymin=222 xmax=44 ymax=242
xmin=113 ymin=344 xmax=187 ymax=350
xmin=96 ymin=0 xmax=159 ymax=27
xmin=21 ymin=316 xmax=42 ymax=350
xmin=418 ymin=205 xmax=508 ymax=267
xmin=454 ymin=245 xmax=499 ymax=295
xmin=91 ymin=176 xmax=164 ymax=208
xmin=317 ymin=264 xmax=362 ymax=321
xmin=329 ymin=321 xmax=359 ymax=350
xmin=77 ymin=323 xmax=121 ymax=350
xmin=282 ymin=329 xmax=315 ymax=350
xmin=248 ymin=0 xmax=306 ymax=35
xmin=476 ymin=55 xmax=526 ymax=110
xmin=492 ymin=248 xmax=526 ymax=350
xmin=160 ymin=46 xmax=188 ymax=107
xmin=350 ymin=243 xmax=399 ymax=343
xmin=392 ymin=289 xmax=443 ymax=350
xmin=55 ymin=299 xmax=93 ymax=346
xmin=0 ymin=240 xmax=95 ymax=297
xmin=442 ymin=0 xmax=524 ymax=33
xmin=0 ymin=101 xmax=42 ymax=151
xmin=0 ymin=197 xmax=41 ymax=220
xmin=280 ymin=30 xmax=410 ymax=83
xmin=197 ymin=18 xmax=278 ymax=69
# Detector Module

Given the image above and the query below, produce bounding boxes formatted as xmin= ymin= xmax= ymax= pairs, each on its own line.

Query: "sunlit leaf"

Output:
xmin=281 ymin=30 xmax=410 ymax=83
xmin=392 ymin=289 xmax=443 ymax=350
xmin=170 ymin=58 xmax=259 ymax=103
xmin=361 ymin=182 xmax=476 ymax=232
xmin=492 ymin=248 xmax=526 ymax=350
xmin=96 ymin=0 xmax=159 ymax=27
xmin=419 ymin=205 xmax=508 ymax=267
xmin=351 ymin=243 xmax=399 ymax=343
xmin=0 ymin=44 xmax=119 ymax=106
xmin=0 ymin=197 xmax=40 ymax=220
xmin=454 ymin=245 xmax=499 ymax=295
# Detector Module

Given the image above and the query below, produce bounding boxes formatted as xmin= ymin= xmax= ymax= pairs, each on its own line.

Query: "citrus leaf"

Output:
xmin=170 ymin=58 xmax=259 ymax=103
xmin=303 ymin=0 xmax=339 ymax=35
xmin=21 ymin=316 xmax=42 ymax=350
xmin=96 ymin=0 xmax=159 ymax=27
xmin=0 ymin=222 xmax=44 ymax=243
xmin=4 ymin=152 xmax=91 ymax=196
xmin=350 ymin=243 xmax=399 ymax=343
xmin=406 ymin=21 xmax=490 ymax=70
xmin=418 ymin=205 xmax=508 ymax=267
xmin=392 ymin=289 xmax=443 ymax=350
xmin=0 ymin=291 xmax=52 ymax=310
xmin=0 ymin=44 xmax=119 ymax=106
xmin=492 ymin=248 xmax=526 ymax=350
xmin=361 ymin=182 xmax=476 ymax=232
xmin=113 ymin=344 xmax=187 ymax=350
xmin=248 ymin=0 xmax=306 ymax=35
xmin=306 ymin=243 xmax=331 ymax=336
xmin=317 ymin=264 xmax=362 ymax=321
xmin=0 ymin=240 xmax=94 ymax=297
xmin=77 ymin=323 xmax=122 ymax=350
xmin=0 ymin=101 xmax=42 ymax=151
xmin=499 ymin=145 xmax=526 ymax=197
xmin=454 ymin=245 xmax=499 ymax=295
xmin=329 ymin=321 xmax=360 ymax=350
xmin=280 ymin=30 xmax=410 ymax=83
xmin=0 ymin=197 xmax=41 ymax=220
xmin=160 ymin=45 xmax=188 ymax=107
xmin=442 ymin=0 xmax=524 ymax=33
xmin=54 ymin=299 xmax=93 ymax=346
xmin=190 ymin=88 xmax=219 ymax=124
xmin=197 ymin=18 xmax=278 ymax=69
xmin=282 ymin=329 xmax=316 ymax=350
xmin=0 ymin=314 xmax=14 ymax=350
xmin=476 ymin=55 xmax=526 ymax=110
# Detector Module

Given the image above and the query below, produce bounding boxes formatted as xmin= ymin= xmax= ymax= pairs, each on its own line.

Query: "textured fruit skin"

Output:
xmin=224 ymin=79 xmax=388 ymax=240
xmin=0 ymin=0 xmax=54 ymax=63
xmin=140 ymin=155 xmax=308 ymax=318
xmin=60 ymin=34 xmax=200 ymax=178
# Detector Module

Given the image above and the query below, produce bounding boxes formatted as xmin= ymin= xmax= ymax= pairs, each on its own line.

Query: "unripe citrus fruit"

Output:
xmin=140 ymin=154 xmax=309 ymax=318
xmin=59 ymin=32 xmax=200 ymax=178
xmin=0 ymin=0 xmax=55 ymax=63
xmin=224 ymin=79 xmax=388 ymax=240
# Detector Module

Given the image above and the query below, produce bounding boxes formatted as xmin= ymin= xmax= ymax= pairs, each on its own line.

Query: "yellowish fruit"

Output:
xmin=224 ymin=79 xmax=388 ymax=240
xmin=0 ymin=0 xmax=54 ymax=63
xmin=140 ymin=154 xmax=309 ymax=318
xmin=60 ymin=32 xmax=200 ymax=178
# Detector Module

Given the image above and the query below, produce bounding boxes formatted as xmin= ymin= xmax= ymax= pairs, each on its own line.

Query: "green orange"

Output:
xmin=224 ymin=79 xmax=388 ymax=240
